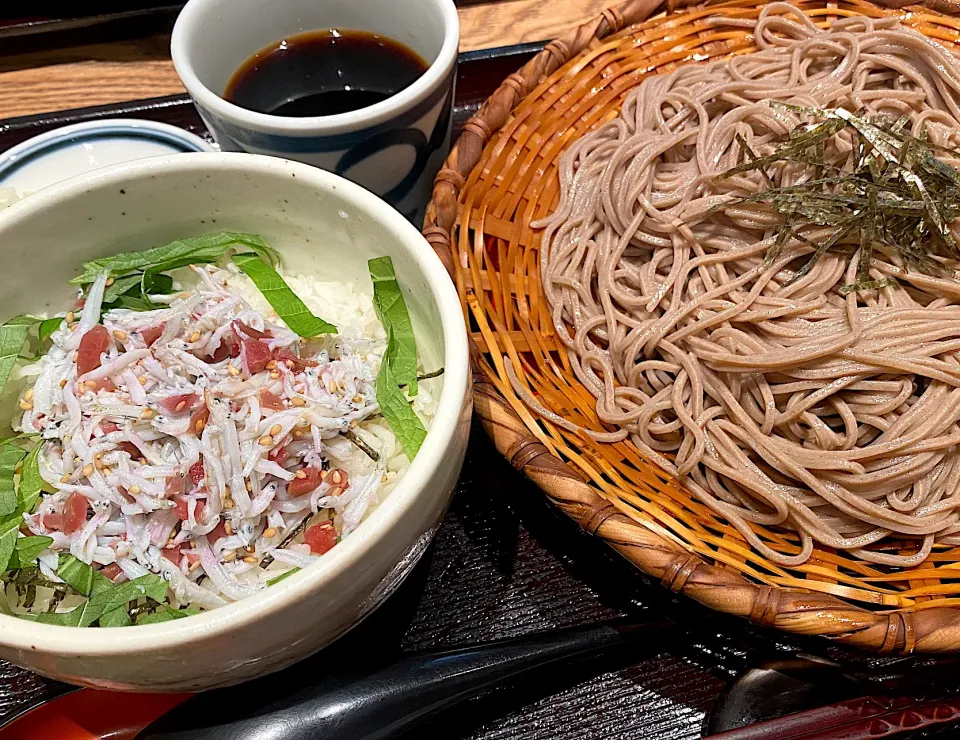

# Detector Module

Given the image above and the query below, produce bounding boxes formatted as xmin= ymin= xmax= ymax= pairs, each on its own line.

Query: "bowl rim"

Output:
xmin=170 ymin=0 xmax=460 ymax=137
xmin=0 ymin=151 xmax=470 ymax=656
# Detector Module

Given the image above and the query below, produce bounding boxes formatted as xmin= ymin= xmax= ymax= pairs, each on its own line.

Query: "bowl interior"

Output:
xmin=0 ymin=154 xmax=445 ymax=377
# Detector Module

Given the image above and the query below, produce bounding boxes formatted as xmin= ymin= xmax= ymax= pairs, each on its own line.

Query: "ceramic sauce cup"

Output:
xmin=171 ymin=0 xmax=459 ymax=224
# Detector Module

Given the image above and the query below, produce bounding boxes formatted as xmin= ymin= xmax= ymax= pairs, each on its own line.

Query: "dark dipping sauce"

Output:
xmin=223 ymin=29 xmax=429 ymax=117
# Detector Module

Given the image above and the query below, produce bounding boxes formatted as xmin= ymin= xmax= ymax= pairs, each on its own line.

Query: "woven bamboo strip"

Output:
xmin=424 ymin=0 xmax=960 ymax=651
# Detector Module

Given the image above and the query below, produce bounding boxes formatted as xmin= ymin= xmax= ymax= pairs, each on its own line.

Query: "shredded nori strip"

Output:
xmin=258 ymin=517 xmax=313 ymax=571
xmin=716 ymin=103 xmax=960 ymax=293
xmin=343 ymin=429 xmax=380 ymax=462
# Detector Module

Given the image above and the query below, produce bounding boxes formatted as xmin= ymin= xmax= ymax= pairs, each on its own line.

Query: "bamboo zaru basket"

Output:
xmin=423 ymin=0 xmax=960 ymax=652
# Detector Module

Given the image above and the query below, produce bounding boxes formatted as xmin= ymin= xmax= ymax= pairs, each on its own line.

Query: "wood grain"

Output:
xmin=0 ymin=0 xmax=606 ymax=119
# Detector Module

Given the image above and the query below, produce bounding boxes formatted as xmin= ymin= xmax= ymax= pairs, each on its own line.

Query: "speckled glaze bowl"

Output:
xmin=0 ymin=152 xmax=471 ymax=692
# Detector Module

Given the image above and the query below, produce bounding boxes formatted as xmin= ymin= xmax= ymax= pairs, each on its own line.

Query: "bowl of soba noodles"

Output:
xmin=0 ymin=151 xmax=471 ymax=690
xmin=425 ymin=0 xmax=960 ymax=650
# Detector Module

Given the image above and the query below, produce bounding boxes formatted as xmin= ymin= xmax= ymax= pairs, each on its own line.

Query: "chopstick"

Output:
xmin=702 ymin=693 xmax=960 ymax=740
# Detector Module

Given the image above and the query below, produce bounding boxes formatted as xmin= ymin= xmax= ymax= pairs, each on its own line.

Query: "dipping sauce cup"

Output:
xmin=171 ymin=0 xmax=459 ymax=224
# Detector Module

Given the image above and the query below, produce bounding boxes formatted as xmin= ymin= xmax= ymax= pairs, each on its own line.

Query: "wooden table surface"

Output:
xmin=0 ymin=0 xmax=611 ymax=120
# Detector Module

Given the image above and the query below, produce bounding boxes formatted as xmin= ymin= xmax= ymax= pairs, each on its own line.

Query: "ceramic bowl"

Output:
xmin=0 ymin=152 xmax=471 ymax=692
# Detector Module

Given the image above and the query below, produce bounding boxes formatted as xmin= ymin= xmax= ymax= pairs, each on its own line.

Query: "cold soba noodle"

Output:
xmin=535 ymin=4 xmax=960 ymax=567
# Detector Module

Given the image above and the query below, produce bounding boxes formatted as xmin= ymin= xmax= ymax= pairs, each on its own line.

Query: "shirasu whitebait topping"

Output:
xmin=12 ymin=263 xmax=396 ymax=609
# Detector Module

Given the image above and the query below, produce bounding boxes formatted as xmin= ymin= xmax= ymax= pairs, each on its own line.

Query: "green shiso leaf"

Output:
xmin=17 ymin=443 xmax=43 ymax=515
xmin=232 ymin=253 xmax=337 ymax=337
xmin=37 ymin=317 xmax=63 ymax=345
xmin=0 ymin=318 xmax=34 ymax=402
xmin=375 ymin=329 xmax=427 ymax=460
xmin=70 ymin=232 xmax=280 ymax=286
xmin=98 ymin=608 xmax=133 ymax=627
xmin=23 ymin=607 xmax=83 ymax=627
xmin=369 ymin=256 xmax=419 ymax=396
xmin=56 ymin=554 xmax=99 ymax=597
xmin=0 ymin=443 xmax=27 ymax=518
xmin=78 ymin=574 xmax=168 ymax=628
xmin=0 ymin=517 xmax=22 ymax=574
xmin=6 ymin=536 xmax=54 ymax=570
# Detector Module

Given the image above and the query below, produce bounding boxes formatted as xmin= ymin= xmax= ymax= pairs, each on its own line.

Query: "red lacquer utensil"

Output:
xmin=0 ymin=689 xmax=190 ymax=740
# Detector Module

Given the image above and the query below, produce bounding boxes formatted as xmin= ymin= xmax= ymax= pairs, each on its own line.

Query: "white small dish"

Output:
xmin=0 ymin=119 xmax=214 ymax=199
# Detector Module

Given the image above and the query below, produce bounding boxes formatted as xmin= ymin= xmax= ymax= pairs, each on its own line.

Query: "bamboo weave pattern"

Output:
xmin=424 ymin=0 xmax=960 ymax=651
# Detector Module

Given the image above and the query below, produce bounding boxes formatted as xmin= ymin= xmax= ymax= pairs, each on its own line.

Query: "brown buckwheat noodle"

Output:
xmin=533 ymin=3 xmax=960 ymax=567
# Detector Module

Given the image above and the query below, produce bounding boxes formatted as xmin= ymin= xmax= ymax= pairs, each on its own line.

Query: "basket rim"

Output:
xmin=423 ymin=0 xmax=960 ymax=653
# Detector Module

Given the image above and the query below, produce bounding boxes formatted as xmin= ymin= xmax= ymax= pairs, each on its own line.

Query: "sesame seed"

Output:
xmin=320 ymin=469 xmax=329 ymax=481
xmin=223 ymin=550 xmax=237 ymax=562
xmin=245 ymin=480 xmax=252 ymax=491
xmin=18 ymin=400 xmax=32 ymax=410
xmin=285 ymin=360 xmax=295 ymax=368
xmin=112 ymin=330 xmax=127 ymax=341
xmin=295 ymin=470 xmax=307 ymax=479
xmin=141 ymin=408 xmax=155 ymax=419
xmin=293 ymin=430 xmax=305 ymax=439
xmin=326 ymin=381 xmax=337 ymax=394
xmin=244 ymin=545 xmax=255 ymax=554
xmin=258 ymin=435 xmax=274 ymax=446
xmin=269 ymin=371 xmax=280 ymax=379
xmin=266 ymin=360 xmax=277 ymax=370
xmin=189 ymin=331 xmax=201 ymax=343
xmin=101 ymin=466 xmax=112 ymax=476
xmin=243 ymin=556 xmax=258 ymax=565
xmin=60 ymin=473 xmax=71 ymax=483
xmin=82 ymin=464 xmax=94 ymax=477
xmin=139 ymin=376 xmax=147 ymax=385
xmin=291 ymin=397 xmax=306 ymax=407
xmin=352 ymin=395 xmax=363 ymax=403
xmin=23 ymin=388 xmax=34 ymax=402
xmin=175 ymin=400 xmax=186 ymax=412
xmin=95 ymin=452 xmax=104 ymax=461
xmin=264 ymin=527 xmax=277 ymax=538
xmin=59 ymin=379 xmax=67 ymax=388
xmin=194 ymin=418 xmax=206 ymax=432
xmin=225 ymin=521 xmax=234 ymax=535
xmin=269 ymin=423 xmax=282 ymax=436
xmin=65 ymin=311 xmax=75 ymax=323
xmin=224 ymin=497 xmax=235 ymax=508
xmin=328 ymin=486 xmax=342 ymax=497
xmin=331 ymin=470 xmax=343 ymax=485
xmin=189 ymin=560 xmax=202 ymax=572
xmin=105 ymin=277 xmax=115 ymax=287
xmin=227 ymin=365 xmax=240 ymax=376
xmin=128 ymin=485 xmax=142 ymax=495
